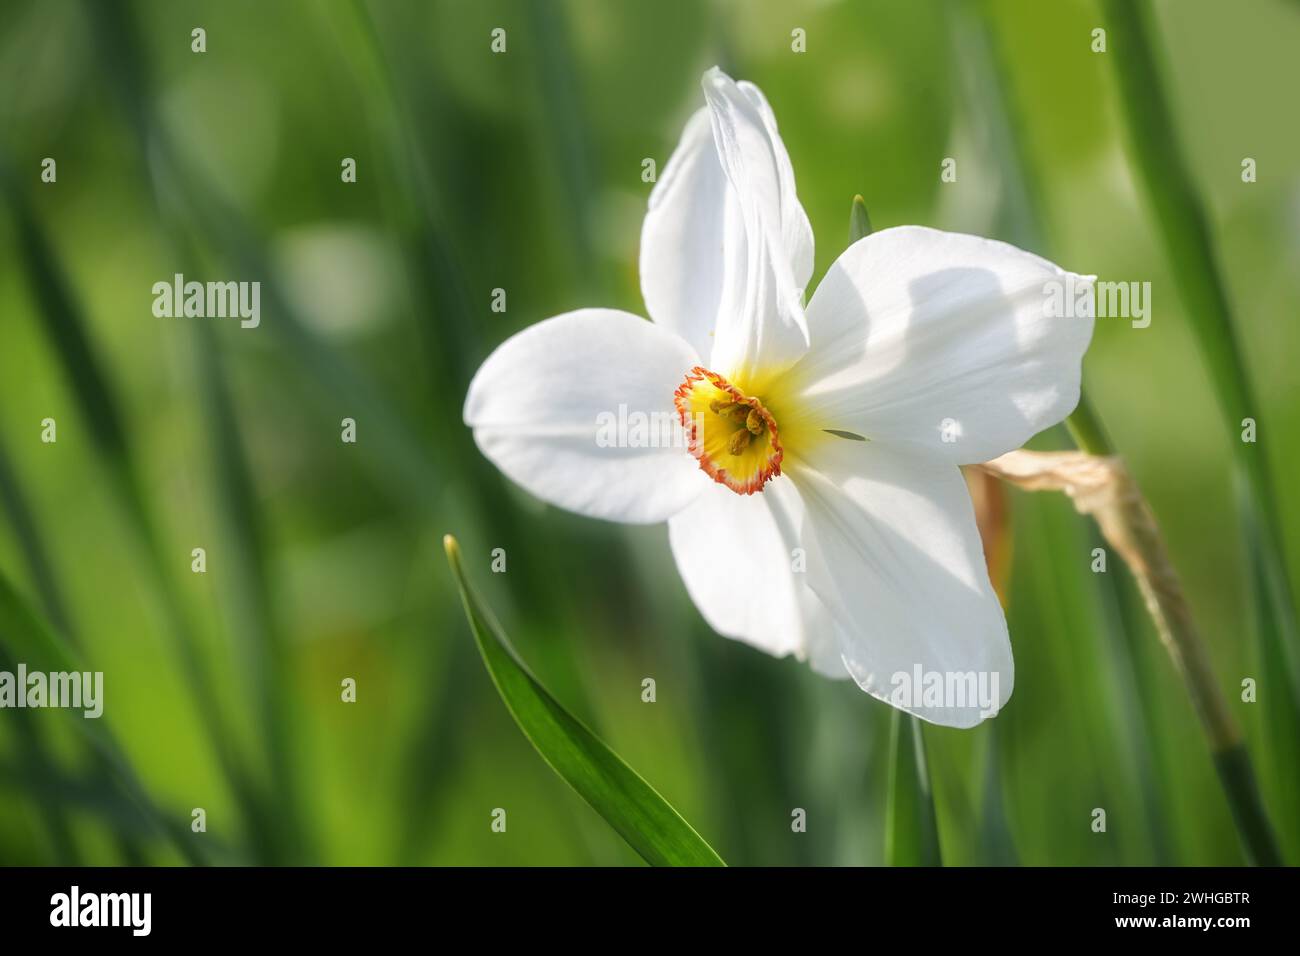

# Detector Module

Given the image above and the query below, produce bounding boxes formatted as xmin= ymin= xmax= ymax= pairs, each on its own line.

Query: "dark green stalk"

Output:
xmin=1098 ymin=0 xmax=1299 ymax=698
xmin=1097 ymin=0 xmax=1295 ymax=862
xmin=965 ymin=0 xmax=1280 ymax=863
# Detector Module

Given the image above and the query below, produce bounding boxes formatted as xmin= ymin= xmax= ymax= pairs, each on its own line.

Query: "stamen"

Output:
xmin=673 ymin=366 xmax=783 ymax=495
xmin=710 ymin=401 xmax=749 ymax=425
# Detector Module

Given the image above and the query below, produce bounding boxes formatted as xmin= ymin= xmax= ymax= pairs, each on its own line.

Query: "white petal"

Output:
xmin=639 ymin=108 xmax=731 ymax=361
xmin=791 ymin=440 xmax=1013 ymax=727
xmin=700 ymin=68 xmax=812 ymax=379
xmin=465 ymin=309 xmax=705 ymax=524
xmin=796 ymin=576 xmax=852 ymax=680
xmin=641 ymin=71 xmax=815 ymax=380
xmin=668 ymin=476 xmax=832 ymax=664
xmin=796 ymin=226 xmax=1095 ymax=464
xmin=733 ymin=78 xmax=815 ymax=293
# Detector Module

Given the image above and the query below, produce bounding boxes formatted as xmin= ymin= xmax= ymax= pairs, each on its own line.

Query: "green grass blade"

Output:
xmin=884 ymin=710 xmax=943 ymax=866
xmin=0 ymin=440 xmax=102 ymax=863
xmin=1239 ymin=478 xmax=1300 ymax=858
xmin=191 ymin=319 xmax=313 ymax=864
xmin=1 ymin=183 xmax=274 ymax=858
xmin=442 ymin=535 xmax=725 ymax=867
xmin=976 ymin=735 xmax=1019 ymax=865
xmin=522 ymin=0 xmax=599 ymax=293
xmin=0 ymin=758 xmax=232 ymax=862
xmin=1099 ymin=0 xmax=1300 ymax=702
xmin=1099 ymin=0 xmax=1297 ymax=861
xmin=84 ymin=0 xmax=444 ymax=514
xmin=0 ymin=569 xmax=208 ymax=864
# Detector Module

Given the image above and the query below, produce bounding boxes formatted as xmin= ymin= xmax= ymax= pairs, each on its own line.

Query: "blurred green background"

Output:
xmin=1 ymin=0 xmax=1298 ymax=866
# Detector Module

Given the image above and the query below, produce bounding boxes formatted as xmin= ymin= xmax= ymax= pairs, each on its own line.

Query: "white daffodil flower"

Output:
xmin=464 ymin=67 xmax=1094 ymax=727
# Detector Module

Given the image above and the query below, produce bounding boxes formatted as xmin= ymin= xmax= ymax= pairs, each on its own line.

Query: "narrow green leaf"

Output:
xmin=192 ymin=319 xmax=313 ymax=864
xmin=1098 ymin=0 xmax=1295 ymax=862
xmin=977 ymin=735 xmax=1019 ymax=865
xmin=885 ymin=710 xmax=942 ymax=866
xmin=522 ymin=0 xmax=599 ymax=293
xmin=442 ymin=535 xmax=725 ymax=867
xmin=1240 ymin=479 xmax=1300 ymax=859
xmin=849 ymin=194 xmax=873 ymax=242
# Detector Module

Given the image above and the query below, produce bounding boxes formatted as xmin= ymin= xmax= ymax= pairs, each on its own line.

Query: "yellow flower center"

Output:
xmin=674 ymin=367 xmax=783 ymax=494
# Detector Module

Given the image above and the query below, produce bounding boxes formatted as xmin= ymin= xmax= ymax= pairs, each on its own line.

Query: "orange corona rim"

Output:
xmin=674 ymin=366 xmax=783 ymax=495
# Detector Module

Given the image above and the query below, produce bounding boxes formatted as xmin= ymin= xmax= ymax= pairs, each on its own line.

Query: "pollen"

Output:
xmin=674 ymin=367 xmax=783 ymax=494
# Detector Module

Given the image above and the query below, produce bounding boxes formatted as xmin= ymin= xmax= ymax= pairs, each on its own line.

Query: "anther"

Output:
xmin=674 ymin=366 xmax=784 ymax=495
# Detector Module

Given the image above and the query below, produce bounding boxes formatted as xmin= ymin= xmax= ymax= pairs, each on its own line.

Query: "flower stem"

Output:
xmin=958 ymin=0 xmax=1286 ymax=863
xmin=1065 ymin=395 xmax=1113 ymax=457
xmin=981 ymin=450 xmax=1283 ymax=864
xmin=1098 ymin=2 xmax=1300 ymax=857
